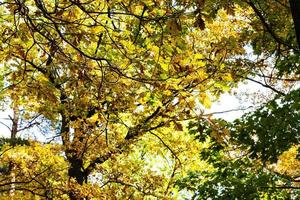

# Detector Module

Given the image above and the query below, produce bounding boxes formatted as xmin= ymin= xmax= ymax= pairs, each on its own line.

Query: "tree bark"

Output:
xmin=290 ymin=0 xmax=300 ymax=49
xmin=61 ymin=122 xmax=87 ymax=200
xmin=59 ymin=92 xmax=86 ymax=200
xmin=67 ymin=156 xmax=86 ymax=200
xmin=10 ymin=104 xmax=19 ymax=140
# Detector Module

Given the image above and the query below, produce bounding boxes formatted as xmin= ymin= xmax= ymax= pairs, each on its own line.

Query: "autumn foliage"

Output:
xmin=0 ymin=0 xmax=300 ymax=199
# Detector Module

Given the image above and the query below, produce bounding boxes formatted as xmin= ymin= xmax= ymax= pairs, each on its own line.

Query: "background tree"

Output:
xmin=176 ymin=0 xmax=300 ymax=198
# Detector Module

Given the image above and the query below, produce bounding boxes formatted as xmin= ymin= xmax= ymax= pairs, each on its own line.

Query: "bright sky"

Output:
xmin=207 ymin=80 xmax=271 ymax=121
xmin=0 ymin=109 xmax=12 ymax=138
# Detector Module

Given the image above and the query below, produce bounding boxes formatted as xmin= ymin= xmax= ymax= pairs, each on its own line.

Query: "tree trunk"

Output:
xmin=67 ymin=156 xmax=87 ymax=200
xmin=60 ymin=115 xmax=87 ymax=200
xmin=290 ymin=0 xmax=300 ymax=49
xmin=9 ymin=104 xmax=19 ymax=197
xmin=10 ymin=104 xmax=19 ymax=140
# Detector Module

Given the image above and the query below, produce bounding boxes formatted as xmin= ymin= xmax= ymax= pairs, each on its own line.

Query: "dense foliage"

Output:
xmin=0 ymin=0 xmax=299 ymax=199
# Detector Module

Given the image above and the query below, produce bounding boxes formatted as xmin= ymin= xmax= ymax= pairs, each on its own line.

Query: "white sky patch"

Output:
xmin=206 ymin=80 xmax=272 ymax=121
xmin=0 ymin=108 xmax=58 ymax=142
xmin=0 ymin=108 xmax=12 ymax=138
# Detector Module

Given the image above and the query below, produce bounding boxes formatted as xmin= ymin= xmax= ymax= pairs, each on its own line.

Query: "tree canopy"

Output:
xmin=0 ymin=0 xmax=300 ymax=199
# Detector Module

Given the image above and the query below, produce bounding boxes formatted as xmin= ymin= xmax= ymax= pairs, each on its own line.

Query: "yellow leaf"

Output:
xmin=222 ymin=73 xmax=233 ymax=82
xmin=161 ymin=63 xmax=169 ymax=71
xmin=88 ymin=113 xmax=98 ymax=123
xmin=199 ymin=93 xmax=211 ymax=108
xmin=194 ymin=53 xmax=203 ymax=60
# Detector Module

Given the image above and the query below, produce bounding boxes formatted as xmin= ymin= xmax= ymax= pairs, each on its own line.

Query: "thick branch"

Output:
xmin=84 ymin=107 xmax=163 ymax=175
